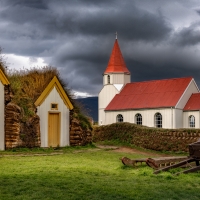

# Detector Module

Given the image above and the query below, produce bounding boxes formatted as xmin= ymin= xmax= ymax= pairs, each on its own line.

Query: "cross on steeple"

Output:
xmin=115 ymin=31 xmax=118 ymax=40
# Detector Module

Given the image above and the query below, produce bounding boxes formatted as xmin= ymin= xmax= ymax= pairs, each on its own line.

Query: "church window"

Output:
xmin=135 ymin=113 xmax=142 ymax=125
xmin=155 ymin=113 xmax=162 ymax=128
xmin=116 ymin=114 xmax=123 ymax=122
xmin=189 ymin=115 xmax=195 ymax=128
xmin=107 ymin=75 xmax=110 ymax=84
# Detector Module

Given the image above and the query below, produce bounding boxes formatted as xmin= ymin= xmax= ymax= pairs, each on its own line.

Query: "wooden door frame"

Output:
xmin=48 ymin=111 xmax=61 ymax=147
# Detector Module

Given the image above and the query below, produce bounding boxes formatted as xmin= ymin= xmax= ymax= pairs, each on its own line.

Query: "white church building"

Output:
xmin=98 ymin=38 xmax=200 ymax=129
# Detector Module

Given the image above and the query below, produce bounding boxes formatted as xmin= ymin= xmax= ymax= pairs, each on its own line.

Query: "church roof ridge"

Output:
xmin=128 ymin=76 xmax=193 ymax=85
xmin=104 ymin=38 xmax=130 ymax=74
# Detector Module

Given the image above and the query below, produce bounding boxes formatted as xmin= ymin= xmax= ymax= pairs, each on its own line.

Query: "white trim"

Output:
xmin=175 ymin=79 xmax=193 ymax=108
xmin=113 ymin=84 xmax=123 ymax=91
xmin=192 ymin=78 xmax=200 ymax=92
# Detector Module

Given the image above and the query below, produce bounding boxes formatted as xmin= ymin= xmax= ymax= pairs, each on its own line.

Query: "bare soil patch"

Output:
xmin=96 ymin=145 xmax=170 ymax=157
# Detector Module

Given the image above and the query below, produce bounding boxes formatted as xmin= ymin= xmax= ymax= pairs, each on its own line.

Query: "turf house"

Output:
xmin=0 ymin=65 xmax=92 ymax=150
xmin=99 ymin=38 xmax=200 ymax=129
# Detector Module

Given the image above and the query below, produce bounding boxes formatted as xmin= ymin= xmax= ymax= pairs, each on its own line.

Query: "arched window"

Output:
xmin=116 ymin=114 xmax=123 ymax=122
xmin=107 ymin=75 xmax=110 ymax=84
xmin=155 ymin=113 xmax=162 ymax=128
xmin=135 ymin=113 xmax=142 ymax=125
xmin=189 ymin=115 xmax=195 ymax=128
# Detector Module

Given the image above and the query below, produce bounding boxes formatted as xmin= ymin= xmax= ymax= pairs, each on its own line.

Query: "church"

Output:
xmin=98 ymin=38 xmax=200 ymax=129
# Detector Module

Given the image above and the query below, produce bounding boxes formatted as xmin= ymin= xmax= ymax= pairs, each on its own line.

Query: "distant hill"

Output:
xmin=75 ymin=97 xmax=98 ymax=122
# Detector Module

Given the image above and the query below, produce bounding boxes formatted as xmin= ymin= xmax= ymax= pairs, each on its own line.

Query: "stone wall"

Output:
xmin=70 ymin=114 xmax=92 ymax=146
xmin=5 ymin=102 xmax=41 ymax=149
xmin=4 ymin=85 xmax=41 ymax=149
xmin=5 ymin=103 xmax=22 ymax=148
xmin=93 ymin=123 xmax=200 ymax=152
xmin=20 ymin=115 xmax=41 ymax=148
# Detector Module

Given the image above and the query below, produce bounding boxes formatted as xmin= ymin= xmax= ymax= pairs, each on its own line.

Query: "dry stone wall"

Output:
xmin=4 ymin=85 xmax=41 ymax=149
xmin=70 ymin=114 xmax=92 ymax=146
xmin=5 ymin=103 xmax=22 ymax=148
xmin=20 ymin=115 xmax=41 ymax=148
xmin=5 ymin=102 xmax=41 ymax=148
xmin=93 ymin=122 xmax=200 ymax=152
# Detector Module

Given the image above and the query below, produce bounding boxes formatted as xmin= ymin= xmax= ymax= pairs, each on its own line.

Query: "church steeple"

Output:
xmin=99 ymin=35 xmax=131 ymax=126
xmin=104 ymin=38 xmax=130 ymax=74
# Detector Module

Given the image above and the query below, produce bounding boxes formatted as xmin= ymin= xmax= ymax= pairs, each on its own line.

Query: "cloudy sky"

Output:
xmin=1 ymin=0 xmax=200 ymax=97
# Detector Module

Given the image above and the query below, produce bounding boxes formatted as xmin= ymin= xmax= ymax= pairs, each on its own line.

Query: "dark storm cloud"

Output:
xmin=173 ymin=23 xmax=200 ymax=46
xmin=0 ymin=0 xmax=200 ymax=96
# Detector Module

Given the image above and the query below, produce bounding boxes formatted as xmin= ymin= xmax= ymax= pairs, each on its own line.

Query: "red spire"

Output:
xmin=104 ymin=39 xmax=130 ymax=74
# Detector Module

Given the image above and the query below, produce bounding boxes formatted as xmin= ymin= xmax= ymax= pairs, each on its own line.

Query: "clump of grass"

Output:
xmin=72 ymin=105 xmax=93 ymax=130
xmin=7 ymin=66 xmax=75 ymax=120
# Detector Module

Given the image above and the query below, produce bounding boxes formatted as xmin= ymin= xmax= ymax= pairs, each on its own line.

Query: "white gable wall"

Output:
xmin=36 ymin=86 xmax=70 ymax=147
xmin=0 ymin=82 xmax=5 ymax=150
xmin=176 ymin=79 xmax=199 ymax=109
xmin=99 ymin=85 xmax=119 ymax=125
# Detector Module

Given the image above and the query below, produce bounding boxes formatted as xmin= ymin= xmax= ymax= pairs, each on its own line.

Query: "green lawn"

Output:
xmin=0 ymin=146 xmax=200 ymax=200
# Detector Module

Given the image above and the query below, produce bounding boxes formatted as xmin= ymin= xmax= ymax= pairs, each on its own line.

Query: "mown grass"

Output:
xmin=0 ymin=146 xmax=200 ymax=200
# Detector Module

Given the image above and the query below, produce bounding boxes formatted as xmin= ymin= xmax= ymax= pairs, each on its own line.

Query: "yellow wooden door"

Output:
xmin=48 ymin=113 xmax=60 ymax=147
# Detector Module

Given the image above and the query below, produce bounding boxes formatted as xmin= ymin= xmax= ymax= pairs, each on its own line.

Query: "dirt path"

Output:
xmin=96 ymin=145 xmax=170 ymax=157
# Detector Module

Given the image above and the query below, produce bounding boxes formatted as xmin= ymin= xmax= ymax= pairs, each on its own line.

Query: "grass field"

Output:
xmin=0 ymin=145 xmax=200 ymax=200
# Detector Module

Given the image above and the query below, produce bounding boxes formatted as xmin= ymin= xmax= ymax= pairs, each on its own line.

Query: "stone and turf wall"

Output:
xmin=92 ymin=122 xmax=200 ymax=152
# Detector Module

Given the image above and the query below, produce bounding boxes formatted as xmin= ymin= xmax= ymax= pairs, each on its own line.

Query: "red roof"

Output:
xmin=184 ymin=93 xmax=200 ymax=111
xmin=104 ymin=39 xmax=130 ymax=74
xmin=105 ymin=77 xmax=193 ymax=111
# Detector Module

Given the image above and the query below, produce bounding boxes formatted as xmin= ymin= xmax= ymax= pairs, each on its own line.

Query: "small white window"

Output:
xmin=155 ymin=113 xmax=162 ymax=128
xmin=135 ymin=113 xmax=142 ymax=125
xmin=116 ymin=114 xmax=123 ymax=122
xmin=189 ymin=115 xmax=195 ymax=128
xmin=51 ymin=103 xmax=58 ymax=110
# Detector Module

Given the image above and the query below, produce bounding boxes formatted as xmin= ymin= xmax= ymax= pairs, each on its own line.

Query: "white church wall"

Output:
xmin=173 ymin=109 xmax=183 ymax=128
xmin=98 ymin=85 xmax=119 ymax=125
xmin=183 ymin=111 xmax=200 ymax=128
xmin=176 ymin=79 xmax=199 ymax=109
xmin=99 ymin=109 xmax=105 ymax=126
xmin=0 ymin=82 xmax=5 ymax=150
xmin=99 ymin=85 xmax=119 ymax=109
xmin=105 ymin=108 xmax=174 ymax=128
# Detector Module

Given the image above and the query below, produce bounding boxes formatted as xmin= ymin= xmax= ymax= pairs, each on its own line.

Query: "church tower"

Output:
xmin=98 ymin=36 xmax=131 ymax=125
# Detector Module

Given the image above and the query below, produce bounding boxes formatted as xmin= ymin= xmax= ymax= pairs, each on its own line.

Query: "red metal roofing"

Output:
xmin=105 ymin=77 xmax=193 ymax=111
xmin=184 ymin=93 xmax=200 ymax=111
xmin=104 ymin=39 xmax=130 ymax=74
